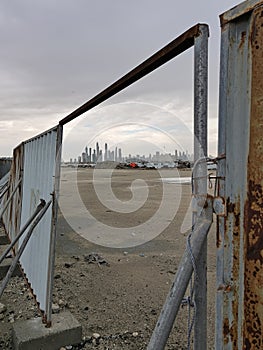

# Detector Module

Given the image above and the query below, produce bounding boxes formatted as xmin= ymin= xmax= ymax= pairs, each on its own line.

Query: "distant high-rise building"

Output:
xmin=96 ymin=142 xmax=99 ymax=159
xmin=104 ymin=143 xmax=108 ymax=161
xmin=115 ymin=147 xmax=118 ymax=162
xmin=99 ymin=150 xmax=102 ymax=162
xmin=82 ymin=152 xmax=87 ymax=163
xmin=118 ymin=148 xmax=122 ymax=162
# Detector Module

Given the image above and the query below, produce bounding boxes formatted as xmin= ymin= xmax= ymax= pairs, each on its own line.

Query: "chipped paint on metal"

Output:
xmin=1 ymin=144 xmax=24 ymax=246
xmin=220 ymin=0 xmax=263 ymax=26
xmin=243 ymin=6 xmax=263 ymax=349
xmin=217 ymin=2 xmax=263 ymax=349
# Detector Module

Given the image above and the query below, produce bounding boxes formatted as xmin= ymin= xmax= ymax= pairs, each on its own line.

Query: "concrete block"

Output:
xmin=12 ymin=311 xmax=82 ymax=350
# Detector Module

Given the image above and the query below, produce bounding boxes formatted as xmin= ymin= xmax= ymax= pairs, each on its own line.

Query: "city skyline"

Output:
xmin=67 ymin=141 xmax=192 ymax=164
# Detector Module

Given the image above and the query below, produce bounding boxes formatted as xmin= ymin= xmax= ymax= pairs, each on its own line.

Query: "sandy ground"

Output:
xmin=0 ymin=168 xmax=217 ymax=349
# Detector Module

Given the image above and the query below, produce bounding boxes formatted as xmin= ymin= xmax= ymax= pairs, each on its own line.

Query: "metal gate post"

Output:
xmin=193 ymin=24 xmax=209 ymax=350
xmin=217 ymin=1 xmax=263 ymax=349
xmin=147 ymin=199 xmax=213 ymax=350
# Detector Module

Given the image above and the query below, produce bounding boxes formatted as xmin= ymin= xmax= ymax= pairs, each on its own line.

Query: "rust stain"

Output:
xmin=220 ymin=1 xmax=263 ymax=27
xmin=243 ymin=7 xmax=263 ymax=350
xmin=239 ymin=31 xmax=247 ymax=49
xmin=2 ymin=144 xmax=24 ymax=247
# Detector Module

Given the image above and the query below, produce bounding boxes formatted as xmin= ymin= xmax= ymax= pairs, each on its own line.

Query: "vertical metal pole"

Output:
xmin=193 ymin=24 xmax=209 ymax=350
xmin=215 ymin=21 xmax=228 ymax=350
xmin=45 ymin=124 xmax=63 ymax=326
xmin=147 ymin=199 xmax=213 ymax=350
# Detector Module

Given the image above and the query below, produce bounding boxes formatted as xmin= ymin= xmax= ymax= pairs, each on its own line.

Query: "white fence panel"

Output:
xmin=19 ymin=125 xmax=62 ymax=323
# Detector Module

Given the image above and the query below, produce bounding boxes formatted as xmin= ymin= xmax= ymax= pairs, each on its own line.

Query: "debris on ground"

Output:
xmin=83 ymin=253 xmax=110 ymax=267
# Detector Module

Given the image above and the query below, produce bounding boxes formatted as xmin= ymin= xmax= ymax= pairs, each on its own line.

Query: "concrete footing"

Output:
xmin=12 ymin=311 xmax=82 ymax=350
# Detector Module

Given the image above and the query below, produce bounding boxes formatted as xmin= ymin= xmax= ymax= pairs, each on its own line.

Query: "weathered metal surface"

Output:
xmin=220 ymin=0 xmax=263 ymax=26
xmin=1 ymin=144 xmax=24 ymax=243
xmin=59 ymin=23 xmax=207 ymax=126
xmin=193 ymin=25 xmax=209 ymax=350
xmin=0 ymin=199 xmax=49 ymax=298
xmin=46 ymin=123 xmax=63 ymax=325
xmin=217 ymin=1 xmax=263 ymax=349
xmin=18 ymin=125 xmax=62 ymax=322
xmin=147 ymin=198 xmax=213 ymax=350
xmin=213 ymin=197 xmax=226 ymax=217
xmin=243 ymin=6 xmax=263 ymax=348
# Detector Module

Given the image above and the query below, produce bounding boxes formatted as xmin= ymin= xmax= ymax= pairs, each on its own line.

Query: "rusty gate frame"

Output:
xmin=217 ymin=1 xmax=263 ymax=349
xmin=1 ymin=22 xmax=210 ymax=346
xmin=59 ymin=23 xmax=209 ymax=349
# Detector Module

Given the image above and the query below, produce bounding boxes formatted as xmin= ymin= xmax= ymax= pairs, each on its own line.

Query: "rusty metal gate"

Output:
xmin=216 ymin=1 xmax=263 ymax=349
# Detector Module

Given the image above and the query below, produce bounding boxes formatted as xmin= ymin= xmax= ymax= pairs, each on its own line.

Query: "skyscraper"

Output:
xmin=104 ymin=143 xmax=108 ymax=161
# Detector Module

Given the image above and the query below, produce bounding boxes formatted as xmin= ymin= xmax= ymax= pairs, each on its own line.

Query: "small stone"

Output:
xmin=0 ymin=303 xmax=6 ymax=314
xmin=85 ymin=336 xmax=92 ymax=343
xmin=58 ymin=299 xmax=65 ymax=306
xmin=65 ymin=346 xmax=73 ymax=350
xmin=132 ymin=332 xmax=139 ymax=337
xmin=8 ymin=314 xmax=14 ymax=323
xmin=64 ymin=262 xmax=73 ymax=268
xmin=0 ymin=313 xmax=4 ymax=320
xmin=92 ymin=333 xmax=101 ymax=339
xmin=123 ymin=251 xmax=128 ymax=256
xmin=52 ymin=303 xmax=60 ymax=314
xmin=59 ymin=347 xmax=66 ymax=350
xmin=139 ymin=253 xmax=145 ymax=257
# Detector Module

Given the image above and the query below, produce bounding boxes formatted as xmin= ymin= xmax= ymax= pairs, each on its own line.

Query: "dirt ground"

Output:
xmin=0 ymin=168 xmax=217 ymax=349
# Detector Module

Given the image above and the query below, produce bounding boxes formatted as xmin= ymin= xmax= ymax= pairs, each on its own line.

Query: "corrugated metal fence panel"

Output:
xmin=19 ymin=126 xmax=61 ymax=317
xmin=2 ymin=144 xmax=24 ymax=243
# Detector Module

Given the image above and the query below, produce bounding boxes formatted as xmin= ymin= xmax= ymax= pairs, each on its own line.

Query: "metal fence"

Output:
xmin=1 ymin=125 xmax=62 ymax=324
xmin=1 ymin=145 xmax=24 ymax=243
xmin=19 ymin=125 xmax=63 ymax=324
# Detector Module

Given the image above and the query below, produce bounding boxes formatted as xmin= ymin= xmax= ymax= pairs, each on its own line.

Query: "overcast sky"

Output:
xmin=0 ymin=0 xmax=241 ymax=160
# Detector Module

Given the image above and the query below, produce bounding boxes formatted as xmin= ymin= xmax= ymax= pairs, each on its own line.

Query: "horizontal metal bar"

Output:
xmin=0 ymin=199 xmax=52 ymax=299
xmin=220 ymin=0 xmax=263 ymax=26
xmin=147 ymin=198 xmax=213 ymax=350
xmin=0 ymin=199 xmax=46 ymax=265
xmin=59 ymin=23 xmax=208 ymax=126
xmin=22 ymin=125 xmax=58 ymax=145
